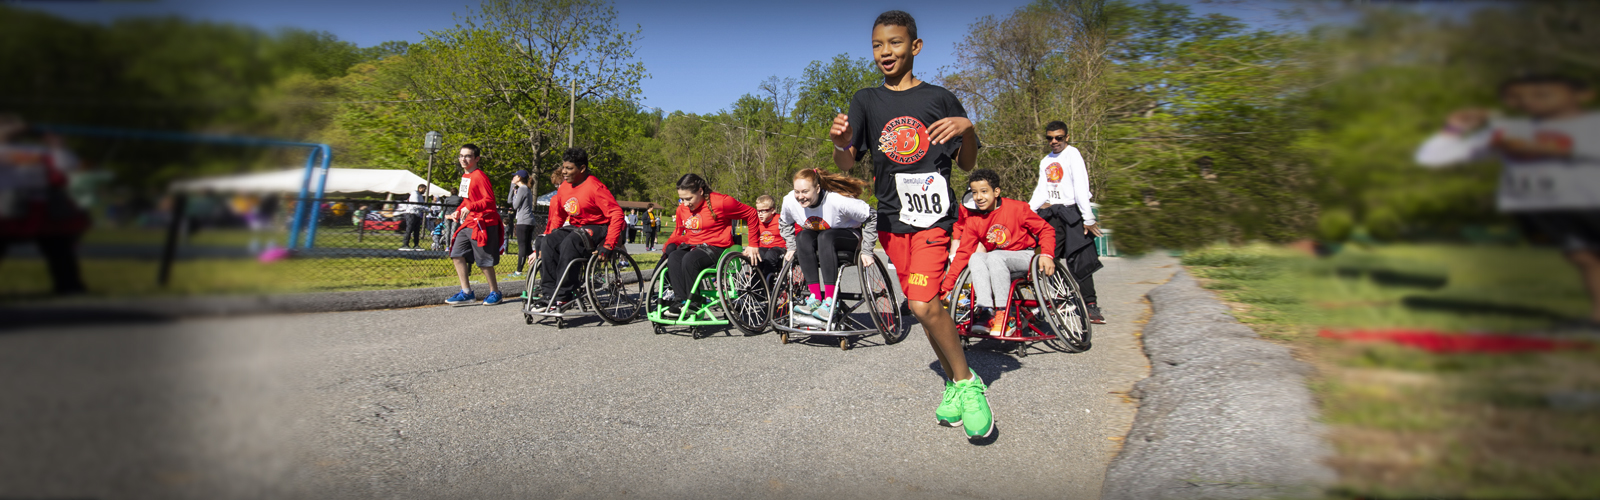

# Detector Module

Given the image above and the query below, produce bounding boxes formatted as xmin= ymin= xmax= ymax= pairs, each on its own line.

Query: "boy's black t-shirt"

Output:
xmin=847 ymin=83 xmax=969 ymax=235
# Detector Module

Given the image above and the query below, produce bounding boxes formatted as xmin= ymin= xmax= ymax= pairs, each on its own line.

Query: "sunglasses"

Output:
xmin=1045 ymin=135 xmax=1068 ymax=142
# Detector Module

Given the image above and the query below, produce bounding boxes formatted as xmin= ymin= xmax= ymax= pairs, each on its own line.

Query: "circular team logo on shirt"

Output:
xmin=878 ymin=116 xmax=930 ymax=165
xmin=562 ymin=197 xmax=578 ymax=213
xmin=760 ymin=232 xmax=777 ymax=245
xmin=986 ymin=224 xmax=1009 ymax=246
xmin=804 ymin=216 xmax=830 ymax=231
xmin=684 ymin=216 xmax=702 ymax=231
xmin=1046 ymin=162 xmax=1064 ymax=183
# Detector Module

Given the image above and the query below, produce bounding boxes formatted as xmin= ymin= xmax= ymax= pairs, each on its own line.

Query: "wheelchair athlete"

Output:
xmin=659 ymin=173 xmax=761 ymax=318
xmin=941 ymin=168 xmax=1056 ymax=335
xmin=751 ymin=194 xmax=786 ymax=280
xmin=781 ymin=168 xmax=877 ymax=323
xmin=534 ymin=147 xmax=626 ymax=312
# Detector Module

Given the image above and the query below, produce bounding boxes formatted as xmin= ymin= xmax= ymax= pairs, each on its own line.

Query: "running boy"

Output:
xmin=829 ymin=10 xmax=992 ymax=439
xmin=444 ymin=143 xmax=505 ymax=306
xmin=945 ymin=169 xmax=1056 ymax=335
xmin=780 ymin=168 xmax=877 ymax=323
xmin=1416 ymin=75 xmax=1600 ymax=327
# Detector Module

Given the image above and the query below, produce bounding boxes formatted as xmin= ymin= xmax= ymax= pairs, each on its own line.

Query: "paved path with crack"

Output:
xmin=0 ymin=254 xmax=1176 ymax=500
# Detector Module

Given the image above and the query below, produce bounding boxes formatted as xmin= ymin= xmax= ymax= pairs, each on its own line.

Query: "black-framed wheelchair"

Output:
xmin=768 ymin=236 xmax=906 ymax=350
xmin=520 ymin=230 xmax=647 ymax=329
xmin=945 ymin=254 xmax=1092 ymax=356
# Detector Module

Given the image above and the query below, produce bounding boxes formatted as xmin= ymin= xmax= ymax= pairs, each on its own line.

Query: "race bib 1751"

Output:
xmin=894 ymin=172 xmax=948 ymax=228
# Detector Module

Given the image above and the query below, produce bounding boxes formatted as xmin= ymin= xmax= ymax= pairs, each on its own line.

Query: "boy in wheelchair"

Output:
xmin=751 ymin=194 xmax=786 ymax=282
xmin=780 ymin=168 xmax=877 ymax=323
xmin=533 ymin=148 xmax=626 ymax=312
xmin=942 ymin=169 xmax=1057 ymax=335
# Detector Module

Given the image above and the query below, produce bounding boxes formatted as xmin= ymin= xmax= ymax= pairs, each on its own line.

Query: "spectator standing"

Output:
xmin=643 ymin=209 xmax=659 ymax=251
xmin=399 ymin=183 xmax=428 ymax=250
xmin=1028 ymin=120 xmax=1105 ymax=324
xmin=508 ymin=169 xmax=536 ymax=279
xmin=625 ymin=211 xmax=638 ymax=244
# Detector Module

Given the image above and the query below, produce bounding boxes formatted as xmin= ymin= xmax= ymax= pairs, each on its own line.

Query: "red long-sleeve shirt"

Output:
xmin=544 ymin=174 xmax=626 ymax=249
xmin=753 ymin=212 xmax=785 ymax=248
xmin=452 ymin=167 xmax=502 ymax=246
xmin=665 ymin=192 xmax=760 ymax=248
xmin=943 ymin=197 xmax=1056 ymax=292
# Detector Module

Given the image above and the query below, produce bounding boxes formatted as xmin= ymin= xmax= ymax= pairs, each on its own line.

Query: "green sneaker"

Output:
xmin=936 ymin=379 xmax=963 ymax=427
xmin=956 ymin=370 xmax=994 ymax=439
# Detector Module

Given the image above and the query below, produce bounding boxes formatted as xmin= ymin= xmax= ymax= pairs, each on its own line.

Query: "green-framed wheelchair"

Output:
xmin=644 ymin=234 xmax=772 ymax=339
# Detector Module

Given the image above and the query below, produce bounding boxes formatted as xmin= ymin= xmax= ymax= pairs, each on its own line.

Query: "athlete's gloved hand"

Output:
xmin=593 ymin=245 xmax=613 ymax=260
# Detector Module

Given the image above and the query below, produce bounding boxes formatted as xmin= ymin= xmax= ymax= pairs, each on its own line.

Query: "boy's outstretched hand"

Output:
xmin=830 ymin=113 xmax=853 ymax=148
xmin=927 ymin=116 xmax=973 ymax=145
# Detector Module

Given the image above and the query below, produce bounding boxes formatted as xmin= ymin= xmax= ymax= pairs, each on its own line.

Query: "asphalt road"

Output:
xmin=0 ymin=254 xmax=1176 ymax=500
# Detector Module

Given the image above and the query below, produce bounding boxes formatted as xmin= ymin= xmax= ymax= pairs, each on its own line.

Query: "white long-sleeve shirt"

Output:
xmin=1415 ymin=113 xmax=1600 ymax=211
xmin=1027 ymin=146 xmax=1095 ymax=224
xmin=779 ymin=190 xmax=878 ymax=257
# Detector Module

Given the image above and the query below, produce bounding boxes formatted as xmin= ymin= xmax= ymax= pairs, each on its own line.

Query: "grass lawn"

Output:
xmin=1182 ymin=243 xmax=1600 ymax=499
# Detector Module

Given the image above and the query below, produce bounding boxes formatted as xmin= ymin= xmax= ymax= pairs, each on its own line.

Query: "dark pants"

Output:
xmin=538 ymin=225 xmax=606 ymax=298
xmin=1 ymin=235 xmax=86 ymax=294
xmin=665 ymin=244 xmax=725 ymax=301
xmin=1040 ymin=205 xmax=1100 ymax=304
xmin=514 ymin=224 xmax=536 ymax=273
xmin=644 ymin=229 xmax=656 ymax=249
xmin=796 ymin=228 xmax=858 ymax=286
xmin=757 ymin=247 xmax=784 ymax=278
xmin=402 ymin=213 xmax=423 ymax=247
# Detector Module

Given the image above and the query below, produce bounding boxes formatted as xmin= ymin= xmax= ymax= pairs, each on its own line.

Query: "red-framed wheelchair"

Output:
xmin=945 ymin=254 xmax=1092 ymax=356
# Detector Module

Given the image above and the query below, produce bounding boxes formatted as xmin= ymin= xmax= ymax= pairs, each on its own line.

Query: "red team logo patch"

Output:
xmin=759 ymin=232 xmax=777 ymax=245
xmin=986 ymin=224 xmax=1009 ymax=246
xmin=878 ymin=116 xmax=929 ymax=165
xmin=1046 ymin=162 xmax=1064 ymax=183
xmin=804 ymin=216 xmax=830 ymax=231
xmin=684 ymin=216 xmax=702 ymax=232
xmin=562 ymin=197 xmax=578 ymax=214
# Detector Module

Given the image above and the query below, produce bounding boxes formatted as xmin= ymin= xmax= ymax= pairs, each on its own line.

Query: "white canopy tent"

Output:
xmin=171 ymin=168 xmax=452 ymax=197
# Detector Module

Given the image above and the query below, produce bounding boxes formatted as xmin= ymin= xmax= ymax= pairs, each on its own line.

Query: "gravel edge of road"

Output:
xmin=1100 ymin=268 xmax=1336 ymax=500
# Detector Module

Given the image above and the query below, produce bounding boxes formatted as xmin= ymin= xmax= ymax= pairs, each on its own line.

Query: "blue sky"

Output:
xmin=20 ymin=0 xmax=1311 ymax=115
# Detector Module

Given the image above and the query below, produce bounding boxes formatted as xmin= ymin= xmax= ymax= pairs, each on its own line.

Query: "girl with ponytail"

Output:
xmin=659 ymin=173 xmax=762 ymax=317
xmin=780 ymin=168 xmax=877 ymax=323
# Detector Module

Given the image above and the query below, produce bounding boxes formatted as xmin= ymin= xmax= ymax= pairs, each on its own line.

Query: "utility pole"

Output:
xmin=568 ymin=77 xmax=576 ymax=148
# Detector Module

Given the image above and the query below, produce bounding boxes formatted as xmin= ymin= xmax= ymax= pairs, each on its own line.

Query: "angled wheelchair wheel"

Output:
xmin=587 ymin=251 xmax=645 ymax=325
xmin=644 ymin=261 xmax=671 ymax=333
xmin=769 ymin=259 xmax=804 ymax=340
xmin=863 ymin=255 xmax=907 ymax=345
xmin=1035 ymin=256 xmax=1092 ymax=353
xmin=946 ymin=268 xmax=976 ymax=331
xmin=717 ymin=251 xmax=772 ymax=336
xmin=522 ymin=255 xmax=546 ymax=321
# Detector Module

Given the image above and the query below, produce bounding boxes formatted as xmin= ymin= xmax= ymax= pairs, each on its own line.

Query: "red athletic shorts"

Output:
xmin=881 ymin=227 xmax=952 ymax=303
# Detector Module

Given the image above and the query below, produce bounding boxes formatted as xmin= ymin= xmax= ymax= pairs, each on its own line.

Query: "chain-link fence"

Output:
xmin=281 ymin=197 xmax=550 ymax=287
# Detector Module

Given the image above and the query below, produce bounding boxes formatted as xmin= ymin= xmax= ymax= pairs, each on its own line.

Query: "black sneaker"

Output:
xmin=1087 ymin=303 xmax=1105 ymax=324
xmin=662 ymin=301 xmax=683 ymax=318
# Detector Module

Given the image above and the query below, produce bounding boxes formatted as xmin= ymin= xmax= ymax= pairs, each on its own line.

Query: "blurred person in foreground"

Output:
xmin=0 ymin=114 xmax=88 ymax=294
xmin=1416 ymin=74 xmax=1600 ymax=329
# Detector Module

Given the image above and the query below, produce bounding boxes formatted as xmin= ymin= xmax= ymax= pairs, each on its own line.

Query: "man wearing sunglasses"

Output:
xmin=1028 ymin=121 xmax=1105 ymax=324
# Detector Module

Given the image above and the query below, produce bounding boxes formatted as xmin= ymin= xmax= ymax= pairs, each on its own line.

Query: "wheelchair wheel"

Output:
xmin=945 ymin=268 xmax=977 ymax=330
xmin=644 ymin=262 xmax=670 ymax=332
xmin=769 ymin=259 xmax=804 ymax=339
xmin=587 ymin=251 xmax=645 ymax=325
xmin=522 ymin=255 xmax=545 ymax=320
xmin=1035 ymin=256 xmax=1092 ymax=353
xmin=717 ymin=251 xmax=771 ymax=336
xmin=863 ymin=254 xmax=906 ymax=345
